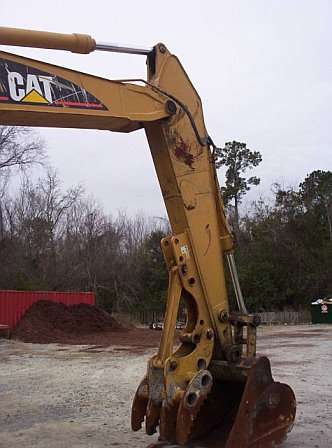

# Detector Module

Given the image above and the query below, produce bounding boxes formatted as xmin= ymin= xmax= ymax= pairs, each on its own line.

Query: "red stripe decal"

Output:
xmin=54 ymin=100 xmax=104 ymax=108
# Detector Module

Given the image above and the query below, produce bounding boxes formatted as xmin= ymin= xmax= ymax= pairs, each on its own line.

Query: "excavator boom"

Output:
xmin=0 ymin=51 xmax=169 ymax=131
xmin=0 ymin=27 xmax=296 ymax=447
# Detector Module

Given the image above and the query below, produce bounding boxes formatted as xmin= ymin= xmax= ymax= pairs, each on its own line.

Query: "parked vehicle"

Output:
xmin=149 ymin=320 xmax=185 ymax=331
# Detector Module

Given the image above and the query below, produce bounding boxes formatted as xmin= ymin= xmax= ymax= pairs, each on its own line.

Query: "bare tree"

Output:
xmin=0 ymin=127 xmax=46 ymax=193
xmin=11 ymin=170 xmax=83 ymax=288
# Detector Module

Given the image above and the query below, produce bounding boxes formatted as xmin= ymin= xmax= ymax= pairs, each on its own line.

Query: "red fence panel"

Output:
xmin=0 ymin=290 xmax=95 ymax=329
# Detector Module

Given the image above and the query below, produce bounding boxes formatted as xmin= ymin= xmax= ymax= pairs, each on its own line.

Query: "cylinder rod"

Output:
xmin=96 ymin=41 xmax=152 ymax=55
xmin=226 ymin=252 xmax=248 ymax=314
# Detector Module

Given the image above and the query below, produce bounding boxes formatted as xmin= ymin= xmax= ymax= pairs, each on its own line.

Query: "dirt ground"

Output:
xmin=0 ymin=325 xmax=331 ymax=448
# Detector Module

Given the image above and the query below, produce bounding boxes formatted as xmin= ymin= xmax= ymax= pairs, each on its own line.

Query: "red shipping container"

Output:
xmin=0 ymin=290 xmax=95 ymax=329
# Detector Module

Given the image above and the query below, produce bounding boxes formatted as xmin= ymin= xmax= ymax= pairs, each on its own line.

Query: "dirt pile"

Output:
xmin=12 ymin=300 xmax=122 ymax=344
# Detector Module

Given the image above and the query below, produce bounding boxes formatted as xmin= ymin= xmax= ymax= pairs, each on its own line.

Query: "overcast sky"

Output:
xmin=1 ymin=0 xmax=331 ymax=217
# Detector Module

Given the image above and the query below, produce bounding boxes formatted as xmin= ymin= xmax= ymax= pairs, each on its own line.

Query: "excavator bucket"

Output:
xmin=133 ymin=356 xmax=296 ymax=448
xmin=178 ymin=356 xmax=296 ymax=447
xmin=132 ymin=268 xmax=296 ymax=448
xmin=225 ymin=358 xmax=296 ymax=447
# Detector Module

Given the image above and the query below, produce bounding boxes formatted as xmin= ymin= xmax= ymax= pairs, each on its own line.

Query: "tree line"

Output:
xmin=216 ymin=141 xmax=332 ymax=310
xmin=0 ymin=128 xmax=331 ymax=312
xmin=0 ymin=127 xmax=169 ymax=312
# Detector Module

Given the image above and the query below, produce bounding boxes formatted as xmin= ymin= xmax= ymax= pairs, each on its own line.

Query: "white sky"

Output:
xmin=1 ymin=0 xmax=331 ymax=216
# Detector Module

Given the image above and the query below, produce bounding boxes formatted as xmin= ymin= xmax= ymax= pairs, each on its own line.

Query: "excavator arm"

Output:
xmin=0 ymin=27 xmax=296 ymax=447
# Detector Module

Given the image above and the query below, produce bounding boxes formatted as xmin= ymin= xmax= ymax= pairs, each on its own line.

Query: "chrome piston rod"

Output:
xmin=96 ymin=41 xmax=152 ymax=55
xmin=226 ymin=252 xmax=248 ymax=314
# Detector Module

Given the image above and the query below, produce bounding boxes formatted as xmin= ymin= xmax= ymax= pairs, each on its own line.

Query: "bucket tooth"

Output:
xmin=159 ymin=400 xmax=178 ymax=442
xmin=145 ymin=398 xmax=161 ymax=435
xmin=131 ymin=376 xmax=149 ymax=431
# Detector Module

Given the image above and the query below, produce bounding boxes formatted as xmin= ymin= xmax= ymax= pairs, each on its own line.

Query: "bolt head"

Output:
xmin=219 ymin=310 xmax=229 ymax=323
xmin=181 ymin=264 xmax=188 ymax=275
xmin=206 ymin=329 xmax=214 ymax=340
xmin=166 ymin=100 xmax=177 ymax=115
xmin=169 ymin=360 xmax=177 ymax=371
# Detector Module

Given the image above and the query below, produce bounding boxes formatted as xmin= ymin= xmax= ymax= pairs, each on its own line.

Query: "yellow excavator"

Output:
xmin=0 ymin=27 xmax=296 ymax=447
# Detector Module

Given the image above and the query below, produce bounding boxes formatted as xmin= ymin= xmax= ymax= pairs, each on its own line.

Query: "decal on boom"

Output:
xmin=0 ymin=58 xmax=107 ymax=110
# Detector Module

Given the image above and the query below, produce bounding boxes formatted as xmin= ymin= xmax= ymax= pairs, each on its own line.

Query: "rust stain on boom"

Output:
xmin=174 ymin=138 xmax=195 ymax=168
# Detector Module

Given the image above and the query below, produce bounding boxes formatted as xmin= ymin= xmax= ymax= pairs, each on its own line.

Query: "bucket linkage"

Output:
xmin=132 ymin=311 xmax=296 ymax=447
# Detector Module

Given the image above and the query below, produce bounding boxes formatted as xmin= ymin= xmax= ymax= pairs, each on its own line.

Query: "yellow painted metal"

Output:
xmin=0 ymin=28 xmax=295 ymax=447
xmin=0 ymin=27 xmax=235 ymax=436
xmin=0 ymin=51 xmax=169 ymax=131
xmin=0 ymin=27 xmax=96 ymax=54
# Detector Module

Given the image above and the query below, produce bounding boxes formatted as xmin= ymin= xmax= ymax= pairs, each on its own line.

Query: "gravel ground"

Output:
xmin=0 ymin=324 xmax=331 ymax=448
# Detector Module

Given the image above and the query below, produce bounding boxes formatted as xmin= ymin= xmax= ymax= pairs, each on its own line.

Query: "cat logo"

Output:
xmin=0 ymin=58 xmax=107 ymax=110
xmin=8 ymin=72 xmax=52 ymax=104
